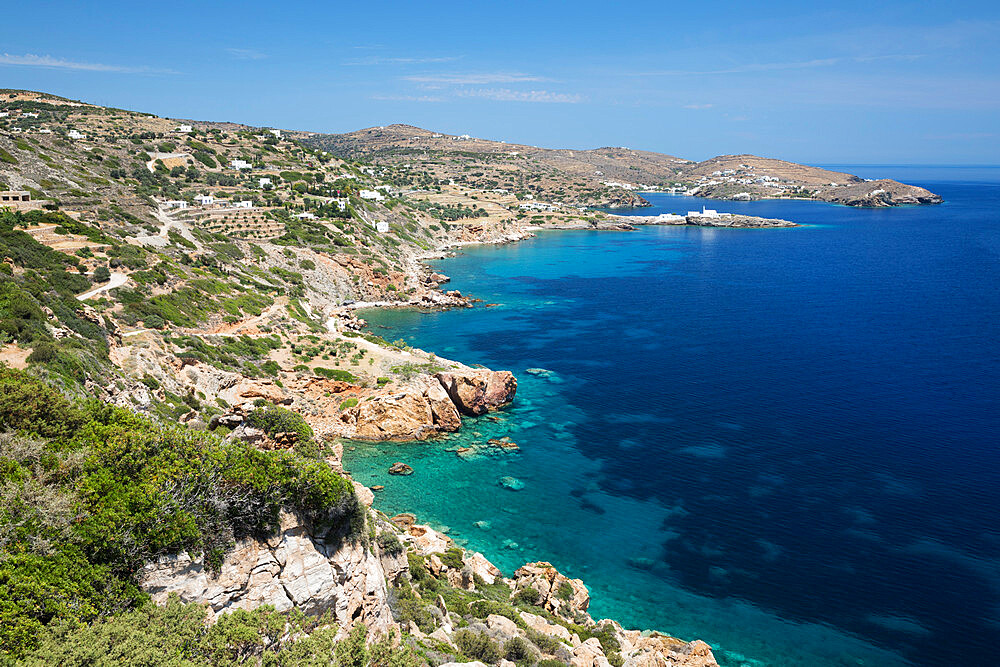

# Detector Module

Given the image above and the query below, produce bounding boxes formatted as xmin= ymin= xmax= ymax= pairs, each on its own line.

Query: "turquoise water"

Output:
xmin=345 ymin=167 xmax=1000 ymax=666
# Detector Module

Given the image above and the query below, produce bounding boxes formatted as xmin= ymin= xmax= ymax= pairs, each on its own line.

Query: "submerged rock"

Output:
xmin=500 ymin=476 xmax=525 ymax=491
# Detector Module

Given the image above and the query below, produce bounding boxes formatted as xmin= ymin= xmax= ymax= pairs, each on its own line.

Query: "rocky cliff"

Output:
xmin=140 ymin=507 xmax=718 ymax=667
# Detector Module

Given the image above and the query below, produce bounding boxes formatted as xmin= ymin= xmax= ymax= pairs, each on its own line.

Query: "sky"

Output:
xmin=2 ymin=0 xmax=998 ymax=164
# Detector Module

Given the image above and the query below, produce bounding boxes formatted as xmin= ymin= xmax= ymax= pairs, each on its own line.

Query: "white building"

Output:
xmin=375 ymin=221 xmax=390 ymax=233
xmin=177 ymin=124 xmax=193 ymax=133
xmin=687 ymin=206 xmax=720 ymax=218
xmin=332 ymin=197 xmax=348 ymax=211
xmin=268 ymin=129 xmax=282 ymax=138
xmin=359 ymin=189 xmax=384 ymax=201
xmin=164 ymin=200 xmax=188 ymax=210
xmin=0 ymin=112 xmax=8 ymax=118
xmin=233 ymin=200 xmax=253 ymax=209
xmin=195 ymin=194 xmax=214 ymax=206
xmin=231 ymin=159 xmax=252 ymax=170
xmin=22 ymin=112 xmax=39 ymax=118
xmin=259 ymin=177 xmax=272 ymax=187
xmin=293 ymin=212 xmax=317 ymax=220
xmin=37 ymin=128 xmax=52 ymax=134
xmin=67 ymin=129 xmax=87 ymax=140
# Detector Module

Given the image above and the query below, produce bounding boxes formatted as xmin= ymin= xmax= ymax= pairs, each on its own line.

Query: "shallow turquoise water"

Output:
xmin=345 ymin=170 xmax=1000 ymax=667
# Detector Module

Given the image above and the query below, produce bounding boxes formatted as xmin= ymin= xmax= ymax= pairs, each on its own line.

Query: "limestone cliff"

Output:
xmin=139 ymin=506 xmax=718 ymax=667
xmin=139 ymin=510 xmax=398 ymax=632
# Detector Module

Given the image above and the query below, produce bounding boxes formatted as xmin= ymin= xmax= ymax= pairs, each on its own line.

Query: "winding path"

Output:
xmin=77 ymin=272 xmax=127 ymax=301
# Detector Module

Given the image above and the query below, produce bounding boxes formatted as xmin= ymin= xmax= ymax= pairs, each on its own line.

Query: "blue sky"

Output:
xmin=2 ymin=0 xmax=998 ymax=164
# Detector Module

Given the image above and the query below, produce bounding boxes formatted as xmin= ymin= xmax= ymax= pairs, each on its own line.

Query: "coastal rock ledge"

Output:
xmin=332 ymin=369 xmax=517 ymax=441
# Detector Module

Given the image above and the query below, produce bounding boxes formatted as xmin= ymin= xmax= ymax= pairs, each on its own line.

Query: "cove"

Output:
xmin=345 ymin=167 xmax=1000 ymax=666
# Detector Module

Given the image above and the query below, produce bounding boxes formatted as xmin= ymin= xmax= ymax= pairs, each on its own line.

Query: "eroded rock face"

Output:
xmin=139 ymin=511 xmax=395 ymax=633
xmin=511 ymin=561 xmax=590 ymax=615
xmin=338 ymin=391 xmax=437 ymax=440
xmin=424 ymin=379 xmax=462 ymax=432
xmin=435 ymin=370 xmax=517 ymax=416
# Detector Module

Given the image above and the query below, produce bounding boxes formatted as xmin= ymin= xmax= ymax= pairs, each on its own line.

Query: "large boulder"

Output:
xmin=338 ymin=391 xmax=438 ymax=440
xmin=435 ymin=370 xmax=517 ymax=416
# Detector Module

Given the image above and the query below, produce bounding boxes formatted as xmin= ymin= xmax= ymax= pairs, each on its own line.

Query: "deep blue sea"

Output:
xmin=347 ymin=166 xmax=1000 ymax=667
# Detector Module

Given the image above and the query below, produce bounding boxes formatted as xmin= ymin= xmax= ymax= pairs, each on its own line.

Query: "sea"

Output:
xmin=345 ymin=166 xmax=1000 ymax=666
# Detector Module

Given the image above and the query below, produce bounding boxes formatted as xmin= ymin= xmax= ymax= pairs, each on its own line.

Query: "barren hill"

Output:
xmin=302 ymin=125 xmax=942 ymax=208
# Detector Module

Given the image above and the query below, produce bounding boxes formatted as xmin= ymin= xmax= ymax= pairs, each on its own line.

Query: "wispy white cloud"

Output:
xmin=347 ymin=55 xmax=461 ymax=66
xmin=456 ymin=88 xmax=583 ymax=104
xmin=370 ymin=94 xmax=446 ymax=103
xmin=226 ymin=48 xmax=267 ymax=60
xmin=637 ymin=54 xmax=921 ymax=76
xmin=0 ymin=52 xmax=175 ymax=74
xmin=404 ymin=72 xmax=546 ymax=85
xmin=683 ymin=103 xmax=713 ymax=110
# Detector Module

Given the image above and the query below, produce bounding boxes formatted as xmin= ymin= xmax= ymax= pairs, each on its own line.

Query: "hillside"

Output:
xmin=0 ymin=90 xmax=724 ymax=665
xmin=302 ymin=124 xmax=942 ymax=208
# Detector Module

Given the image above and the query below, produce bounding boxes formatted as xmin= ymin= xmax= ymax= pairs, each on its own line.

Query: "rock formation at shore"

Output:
xmin=334 ymin=369 xmax=517 ymax=440
xmin=614 ymin=213 xmax=797 ymax=228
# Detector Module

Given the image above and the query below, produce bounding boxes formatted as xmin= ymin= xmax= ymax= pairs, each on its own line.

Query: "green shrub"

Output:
xmin=26 ymin=341 xmax=58 ymax=364
xmin=454 ymin=629 xmax=501 ymax=663
xmin=244 ymin=405 xmax=313 ymax=441
xmin=339 ymin=397 xmax=359 ymax=411
xmin=314 ymin=367 xmax=358 ymax=383
xmin=440 ymin=547 xmax=464 ymax=570
xmin=503 ymin=636 xmax=537 ymax=666
xmin=557 ymin=580 xmax=575 ymax=601
xmin=514 ymin=586 xmax=541 ymax=606
xmin=377 ymin=531 xmax=404 ymax=555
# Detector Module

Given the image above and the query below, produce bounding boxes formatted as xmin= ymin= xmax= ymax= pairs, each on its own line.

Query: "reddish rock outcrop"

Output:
xmin=435 ymin=370 xmax=517 ymax=416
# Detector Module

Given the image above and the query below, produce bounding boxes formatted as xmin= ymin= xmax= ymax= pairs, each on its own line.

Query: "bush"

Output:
xmin=93 ymin=265 xmax=111 ymax=283
xmin=440 ymin=547 xmax=464 ymax=569
xmin=557 ymin=580 xmax=575 ymax=601
xmin=454 ymin=629 xmax=501 ymax=663
xmin=339 ymin=397 xmax=359 ymax=411
xmin=514 ymin=586 xmax=541 ymax=606
xmin=26 ymin=341 xmax=58 ymax=364
xmin=314 ymin=367 xmax=358 ymax=383
xmin=377 ymin=531 xmax=404 ymax=555
xmin=244 ymin=405 xmax=313 ymax=441
xmin=503 ymin=636 xmax=538 ymax=665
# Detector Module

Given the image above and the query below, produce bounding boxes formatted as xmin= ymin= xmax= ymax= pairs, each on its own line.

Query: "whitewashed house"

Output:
xmin=37 ymin=128 xmax=52 ymax=134
xmin=293 ymin=212 xmax=317 ymax=220
xmin=687 ymin=206 xmax=720 ymax=219
xmin=375 ymin=221 xmax=390 ymax=233
xmin=233 ymin=200 xmax=253 ymax=209
xmin=259 ymin=177 xmax=272 ymax=187
xmin=231 ymin=159 xmax=252 ymax=170
xmin=332 ymin=197 xmax=348 ymax=211
xmin=359 ymin=189 xmax=384 ymax=202
xmin=164 ymin=200 xmax=188 ymax=210
xmin=67 ymin=129 xmax=87 ymax=140
xmin=177 ymin=124 xmax=193 ymax=133
xmin=268 ymin=129 xmax=282 ymax=138
xmin=195 ymin=194 xmax=214 ymax=206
